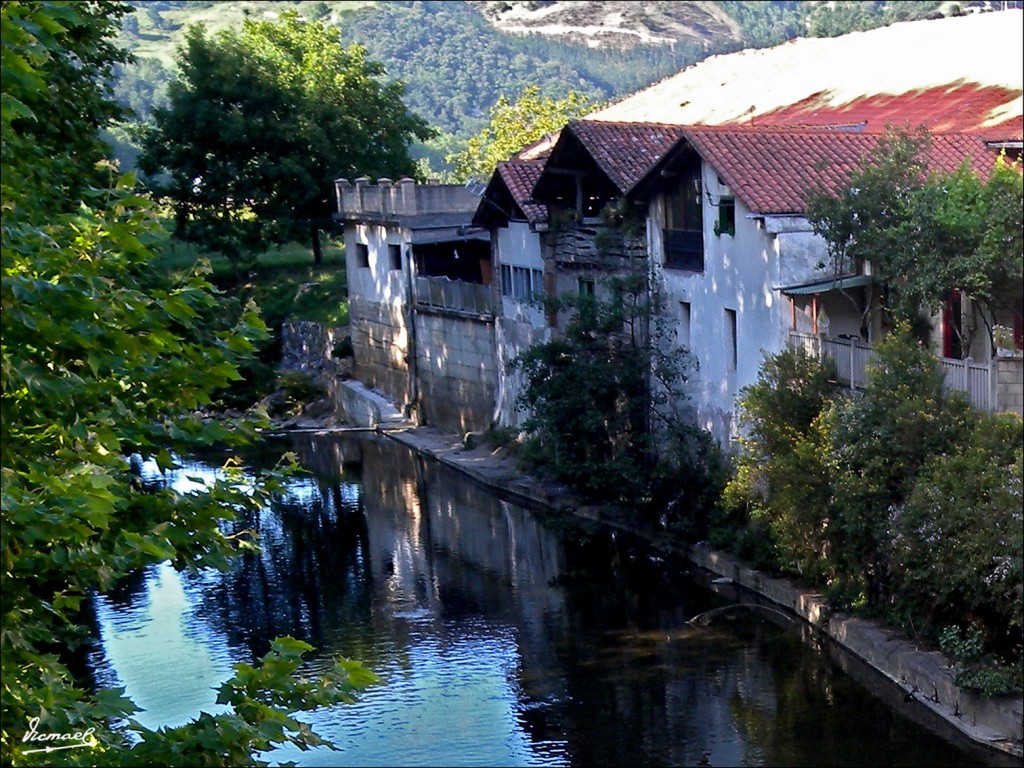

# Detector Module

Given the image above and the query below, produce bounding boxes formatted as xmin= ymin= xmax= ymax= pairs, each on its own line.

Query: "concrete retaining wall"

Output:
xmin=349 ymin=296 xmax=409 ymax=410
xmin=335 ymin=380 xmax=406 ymax=428
xmin=413 ymin=309 xmax=496 ymax=433
xmin=687 ymin=543 xmax=1024 ymax=758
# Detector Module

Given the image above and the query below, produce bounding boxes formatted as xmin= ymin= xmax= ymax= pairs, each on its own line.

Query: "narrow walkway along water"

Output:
xmin=373 ymin=424 xmax=1024 ymax=763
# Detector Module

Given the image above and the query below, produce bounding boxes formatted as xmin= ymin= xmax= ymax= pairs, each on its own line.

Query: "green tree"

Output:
xmin=807 ymin=128 xmax=1023 ymax=353
xmin=139 ymin=11 xmax=433 ymax=265
xmin=3 ymin=0 xmax=132 ymax=214
xmin=823 ymin=326 xmax=973 ymax=607
xmin=2 ymin=3 xmax=373 ymax=764
xmin=513 ymin=263 xmax=720 ymax=529
xmin=448 ymin=85 xmax=595 ymax=183
xmin=723 ymin=346 xmax=837 ymax=580
xmin=891 ymin=412 xmax=1023 ymax=660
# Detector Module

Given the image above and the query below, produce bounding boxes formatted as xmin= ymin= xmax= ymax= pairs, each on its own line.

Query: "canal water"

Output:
xmin=86 ymin=432 xmax=1011 ymax=767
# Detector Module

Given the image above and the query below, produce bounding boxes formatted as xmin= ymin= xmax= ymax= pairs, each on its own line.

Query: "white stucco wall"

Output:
xmin=494 ymin=222 xmax=550 ymax=427
xmin=496 ymin=222 xmax=547 ymax=328
xmin=650 ymin=165 xmax=835 ymax=448
xmin=344 ymin=222 xmax=408 ymax=308
xmin=343 ymin=222 xmax=412 ymax=406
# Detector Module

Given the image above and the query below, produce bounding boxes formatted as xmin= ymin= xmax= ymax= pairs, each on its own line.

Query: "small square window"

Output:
xmin=388 ymin=244 xmax=402 ymax=270
xmin=578 ymin=277 xmax=595 ymax=296
xmin=355 ymin=243 xmax=370 ymax=268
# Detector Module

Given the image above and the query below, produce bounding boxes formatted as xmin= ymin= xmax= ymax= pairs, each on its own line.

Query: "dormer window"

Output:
xmin=663 ymin=172 xmax=704 ymax=271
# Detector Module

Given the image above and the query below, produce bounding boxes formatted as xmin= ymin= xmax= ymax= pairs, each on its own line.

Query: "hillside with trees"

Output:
xmin=107 ymin=0 xmax=998 ymax=175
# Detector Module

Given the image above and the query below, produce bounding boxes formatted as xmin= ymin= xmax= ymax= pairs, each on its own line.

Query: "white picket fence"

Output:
xmin=789 ymin=332 xmax=995 ymax=411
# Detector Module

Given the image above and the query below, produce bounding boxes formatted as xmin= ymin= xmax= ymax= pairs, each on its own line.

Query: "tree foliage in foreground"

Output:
xmin=139 ymin=10 xmax=433 ymax=265
xmin=806 ymin=127 xmax=1024 ymax=354
xmin=1 ymin=3 xmax=373 ymax=764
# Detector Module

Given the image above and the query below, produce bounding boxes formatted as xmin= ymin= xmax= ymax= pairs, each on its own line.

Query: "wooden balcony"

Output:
xmin=414 ymin=275 xmax=493 ymax=317
xmin=553 ymin=222 xmax=646 ymax=267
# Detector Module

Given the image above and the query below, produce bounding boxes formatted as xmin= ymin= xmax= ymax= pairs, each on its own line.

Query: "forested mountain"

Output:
xmin=110 ymin=0 xmax=1008 ymax=174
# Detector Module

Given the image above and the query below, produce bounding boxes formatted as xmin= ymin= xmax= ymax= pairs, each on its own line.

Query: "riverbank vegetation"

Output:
xmin=1 ymin=3 xmax=373 ymax=764
xmin=154 ymin=236 xmax=350 ymax=410
xmin=717 ymin=332 xmax=1022 ymax=696
xmin=512 ymin=265 xmax=727 ymax=539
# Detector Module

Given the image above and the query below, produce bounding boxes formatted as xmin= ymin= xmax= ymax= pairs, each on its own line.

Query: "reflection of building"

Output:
xmin=357 ymin=436 xmax=567 ymax=626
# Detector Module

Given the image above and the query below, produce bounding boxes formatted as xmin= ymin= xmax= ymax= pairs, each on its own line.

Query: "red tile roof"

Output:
xmin=678 ymin=126 xmax=1005 ymax=215
xmin=751 ymin=85 xmax=1024 ymax=140
xmin=497 ymin=160 xmax=547 ymax=223
xmin=565 ymin=121 xmax=689 ymax=193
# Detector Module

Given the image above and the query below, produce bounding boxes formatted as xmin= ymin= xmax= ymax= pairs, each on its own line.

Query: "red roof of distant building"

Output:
xmin=751 ymin=85 xmax=1024 ymax=140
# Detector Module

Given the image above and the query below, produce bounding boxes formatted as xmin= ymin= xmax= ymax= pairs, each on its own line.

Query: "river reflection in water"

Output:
xmin=87 ymin=433 xmax=1006 ymax=767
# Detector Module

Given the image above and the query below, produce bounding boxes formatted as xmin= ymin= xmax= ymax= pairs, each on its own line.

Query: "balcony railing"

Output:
xmin=663 ymin=229 xmax=703 ymax=271
xmin=789 ymin=332 xmax=997 ymax=411
xmin=414 ymin=275 xmax=492 ymax=316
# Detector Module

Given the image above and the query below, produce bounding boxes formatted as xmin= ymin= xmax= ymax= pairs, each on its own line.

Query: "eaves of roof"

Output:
xmin=498 ymin=161 xmax=547 ymax=224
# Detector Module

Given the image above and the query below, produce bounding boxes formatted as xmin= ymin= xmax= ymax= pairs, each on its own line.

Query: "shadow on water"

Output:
xmin=85 ymin=432 xmax=1016 ymax=767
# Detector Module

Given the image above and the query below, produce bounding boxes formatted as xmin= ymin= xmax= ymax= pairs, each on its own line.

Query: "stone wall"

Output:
xmin=280 ymin=320 xmax=347 ymax=372
xmin=349 ymin=295 xmax=410 ymax=410
xmin=995 ymin=355 xmax=1023 ymax=416
xmin=413 ymin=309 xmax=496 ymax=433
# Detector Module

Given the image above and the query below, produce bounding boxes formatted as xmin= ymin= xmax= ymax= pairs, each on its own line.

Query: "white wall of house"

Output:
xmin=493 ymin=221 xmax=550 ymax=427
xmin=496 ymin=222 xmax=547 ymax=327
xmin=649 ymin=165 xmax=835 ymax=448
xmin=345 ymin=222 xmax=408 ymax=307
xmin=344 ymin=222 xmax=412 ymax=407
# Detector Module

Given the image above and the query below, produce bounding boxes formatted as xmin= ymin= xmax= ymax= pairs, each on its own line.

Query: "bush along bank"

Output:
xmin=716 ymin=325 xmax=1022 ymax=700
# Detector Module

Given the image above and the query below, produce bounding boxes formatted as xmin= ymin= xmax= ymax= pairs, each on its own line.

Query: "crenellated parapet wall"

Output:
xmin=335 ymin=176 xmax=482 ymax=220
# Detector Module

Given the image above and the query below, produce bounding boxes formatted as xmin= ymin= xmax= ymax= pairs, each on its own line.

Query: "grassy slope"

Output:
xmin=158 ymin=237 xmax=349 ymax=329
xmin=124 ymin=1 xmax=376 ymax=66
